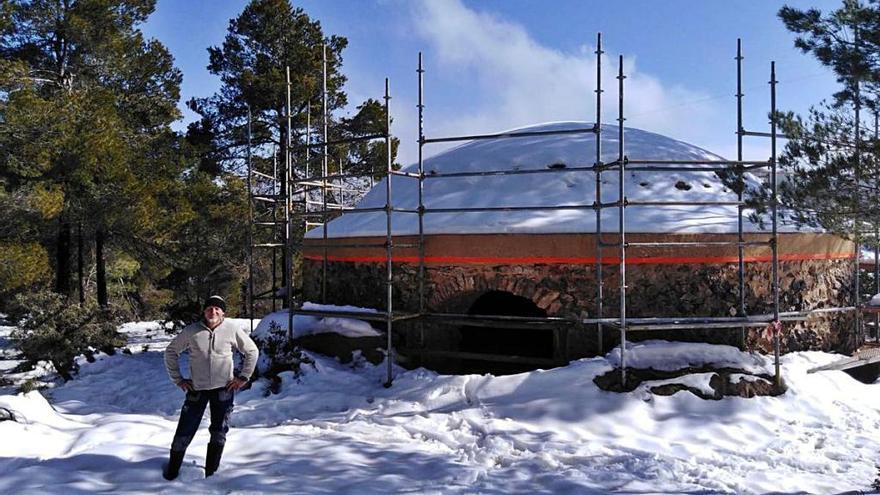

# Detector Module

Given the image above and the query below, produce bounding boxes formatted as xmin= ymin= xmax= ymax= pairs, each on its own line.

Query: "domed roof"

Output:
xmin=308 ymin=122 xmax=778 ymax=237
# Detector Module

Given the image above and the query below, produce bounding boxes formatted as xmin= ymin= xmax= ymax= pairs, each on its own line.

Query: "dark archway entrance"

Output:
xmin=458 ymin=290 xmax=554 ymax=374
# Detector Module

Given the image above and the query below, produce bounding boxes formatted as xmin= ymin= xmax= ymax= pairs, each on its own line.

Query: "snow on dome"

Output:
xmin=309 ymin=122 xmax=790 ymax=238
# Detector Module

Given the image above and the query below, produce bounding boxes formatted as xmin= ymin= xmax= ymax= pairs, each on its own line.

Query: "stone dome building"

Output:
xmin=302 ymin=122 xmax=855 ymax=373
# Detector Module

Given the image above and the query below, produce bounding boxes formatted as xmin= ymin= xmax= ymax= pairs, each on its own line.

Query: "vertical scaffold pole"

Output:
xmin=854 ymin=71 xmax=862 ymax=345
xmin=384 ymin=77 xmax=394 ymax=388
xmin=339 ymin=157 xmax=345 ymax=207
xmin=285 ymin=66 xmax=294 ymax=337
xmin=595 ymin=33 xmax=604 ymax=355
xmin=300 ymin=101 xmax=311 ymax=334
xmin=322 ymin=45 xmax=329 ymax=304
xmin=736 ymin=39 xmax=747 ymax=348
xmin=305 ymin=103 xmax=311 ymax=238
xmin=617 ymin=55 xmax=627 ymax=387
xmin=272 ymin=148 xmax=278 ymax=313
xmin=874 ymin=113 xmax=879 ymax=342
xmin=284 ymin=67 xmax=292 ymax=311
xmin=306 ymin=103 xmax=311 ymax=179
xmin=247 ymin=104 xmax=254 ymax=334
xmin=417 ymin=53 xmax=427 ymax=353
xmin=770 ymin=62 xmax=781 ymax=387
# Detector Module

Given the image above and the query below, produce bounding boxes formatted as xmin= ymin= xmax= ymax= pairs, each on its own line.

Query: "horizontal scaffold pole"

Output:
xmin=303 ymin=133 xmax=388 ymax=148
xmin=626 ymin=200 xmax=745 ymax=207
xmin=295 ymin=242 xmax=421 ymax=249
xmin=295 ymin=181 xmax=352 ymax=190
xmin=600 ymin=306 xmax=858 ymax=331
xmin=426 ymin=165 xmax=599 ymax=179
xmin=249 ymin=169 xmax=277 ymax=180
xmin=390 ymin=171 xmax=422 ymax=178
xmin=623 ymin=159 xmax=770 ymax=166
xmin=424 ymin=204 xmax=598 ymax=214
xmin=293 ymin=171 xmax=376 ymax=182
xmin=408 ymin=349 xmax=561 ymax=367
xmin=423 ymin=126 xmax=598 ymax=145
xmin=423 ymin=312 xmax=579 ymax=325
xmin=624 ymin=240 xmax=773 ymax=248
xmin=739 ymin=130 xmax=790 ymax=139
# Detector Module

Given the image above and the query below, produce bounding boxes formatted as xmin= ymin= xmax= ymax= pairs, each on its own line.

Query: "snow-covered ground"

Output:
xmin=1 ymin=318 xmax=879 ymax=494
xmin=0 ymin=320 xmax=22 ymax=374
xmin=253 ymin=303 xmax=380 ymax=340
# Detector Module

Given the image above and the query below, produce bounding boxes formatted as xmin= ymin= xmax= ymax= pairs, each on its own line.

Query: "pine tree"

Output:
xmin=188 ymin=0 xmax=398 ymax=184
xmin=187 ymin=0 xmax=349 ymax=173
xmin=188 ymin=0 xmax=399 ymax=310
xmin=0 ymin=0 xmax=183 ymax=306
xmin=779 ymin=1 xmax=880 ymax=108
xmin=750 ymin=2 xmax=880 ymax=242
xmin=156 ymin=168 xmax=250 ymax=323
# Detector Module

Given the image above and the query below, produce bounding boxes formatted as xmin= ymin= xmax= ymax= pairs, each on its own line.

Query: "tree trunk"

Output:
xmin=55 ymin=219 xmax=72 ymax=297
xmin=51 ymin=359 xmax=73 ymax=382
xmin=96 ymin=228 xmax=108 ymax=307
xmin=77 ymin=223 xmax=85 ymax=304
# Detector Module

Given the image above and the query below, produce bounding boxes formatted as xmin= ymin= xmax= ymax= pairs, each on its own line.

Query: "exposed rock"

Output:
xmin=713 ymin=373 xmax=781 ymax=398
xmin=303 ymin=252 xmax=857 ymax=374
xmin=594 ymin=366 xmax=786 ymax=399
xmin=0 ymin=407 xmax=16 ymax=422
xmin=294 ymin=333 xmax=385 ymax=365
xmin=651 ymin=381 xmax=721 ymax=401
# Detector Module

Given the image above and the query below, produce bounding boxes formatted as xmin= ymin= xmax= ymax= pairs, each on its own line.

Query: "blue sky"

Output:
xmin=143 ymin=0 xmax=842 ymax=164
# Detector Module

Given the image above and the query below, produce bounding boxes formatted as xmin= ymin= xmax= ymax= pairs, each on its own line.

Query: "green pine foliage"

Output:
xmin=186 ymin=0 xmax=400 ymax=195
xmin=8 ymin=290 xmax=125 ymax=381
xmin=779 ymin=1 xmax=880 ymax=109
xmin=0 ymin=0 xmax=184 ymax=306
xmin=0 ymin=242 xmax=51 ymax=298
xmin=251 ymin=320 xmax=314 ymax=395
xmin=188 ymin=0 xmax=350 ymax=164
xmin=746 ymin=2 xmax=880 ymax=242
xmin=157 ymin=171 xmax=250 ymax=325
xmin=184 ymin=0 xmax=399 ymax=313
xmin=337 ymin=98 xmax=401 ymax=182
xmin=0 ymin=1 xmax=393 ymax=370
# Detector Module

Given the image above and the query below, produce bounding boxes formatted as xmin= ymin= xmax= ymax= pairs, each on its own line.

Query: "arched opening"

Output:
xmin=458 ymin=290 xmax=554 ymax=374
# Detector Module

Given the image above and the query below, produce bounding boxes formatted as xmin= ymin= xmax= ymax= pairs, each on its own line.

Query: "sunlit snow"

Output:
xmin=1 ymin=319 xmax=878 ymax=494
xmin=253 ymin=303 xmax=381 ymax=340
xmin=309 ymin=122 xmax=804 ymax=238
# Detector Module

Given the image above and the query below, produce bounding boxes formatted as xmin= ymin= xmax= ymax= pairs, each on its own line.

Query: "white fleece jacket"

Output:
xmin=164 ymin=318 xmax=259 ymax=391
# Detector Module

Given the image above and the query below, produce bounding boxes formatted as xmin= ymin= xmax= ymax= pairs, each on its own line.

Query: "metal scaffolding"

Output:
xmin=286 ymin=46 xmax=411 ymax=387
xmin=246 ymin=106 xmax=289 ymax=333
xmin=246 ymin=35 xmax=866 ymax=388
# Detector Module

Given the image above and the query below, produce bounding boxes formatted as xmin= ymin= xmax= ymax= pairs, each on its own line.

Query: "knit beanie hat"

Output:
xmin=203 ymin=295 xmax=226 ymax=312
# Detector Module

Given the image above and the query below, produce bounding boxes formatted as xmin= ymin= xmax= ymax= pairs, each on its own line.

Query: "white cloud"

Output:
xmin=406 ymin=0 xmax=726 ymax=159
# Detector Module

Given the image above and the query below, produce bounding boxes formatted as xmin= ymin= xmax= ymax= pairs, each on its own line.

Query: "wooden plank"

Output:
xmin=808 ymin=347 xmax=880 ymax=373
xmin=400 ymin=348 xmax=561 ymax=367
xmin=430 ymin=318 xmax=569 ymax=330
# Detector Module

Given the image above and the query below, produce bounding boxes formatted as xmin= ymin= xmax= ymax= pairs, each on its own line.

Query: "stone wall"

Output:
xmin=303 ymin=256 xmax=859 ymax=363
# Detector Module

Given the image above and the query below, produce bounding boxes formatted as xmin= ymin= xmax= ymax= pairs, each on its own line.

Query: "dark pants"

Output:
xmin=170 ymin=387 xmax=234 ymax=452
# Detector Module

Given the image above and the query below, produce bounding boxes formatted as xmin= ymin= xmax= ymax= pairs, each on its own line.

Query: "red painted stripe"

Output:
xmin=302 ymin=252 xmax=855 ymax=265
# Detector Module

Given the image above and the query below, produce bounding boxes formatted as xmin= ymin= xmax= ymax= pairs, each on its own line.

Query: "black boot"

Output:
xmin=205 ymin=442 xmax=224 ymax=477
xmin=163 ymin=450 xmax=185 ymax=480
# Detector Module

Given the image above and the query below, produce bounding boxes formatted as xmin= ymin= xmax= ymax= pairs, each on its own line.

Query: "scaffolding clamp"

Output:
xmin=763 ymin=320 xmax=782 ymax=340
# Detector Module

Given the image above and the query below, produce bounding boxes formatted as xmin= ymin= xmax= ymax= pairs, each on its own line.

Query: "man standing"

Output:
xmin=163 ymin=295 xmax=259 ymax=480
